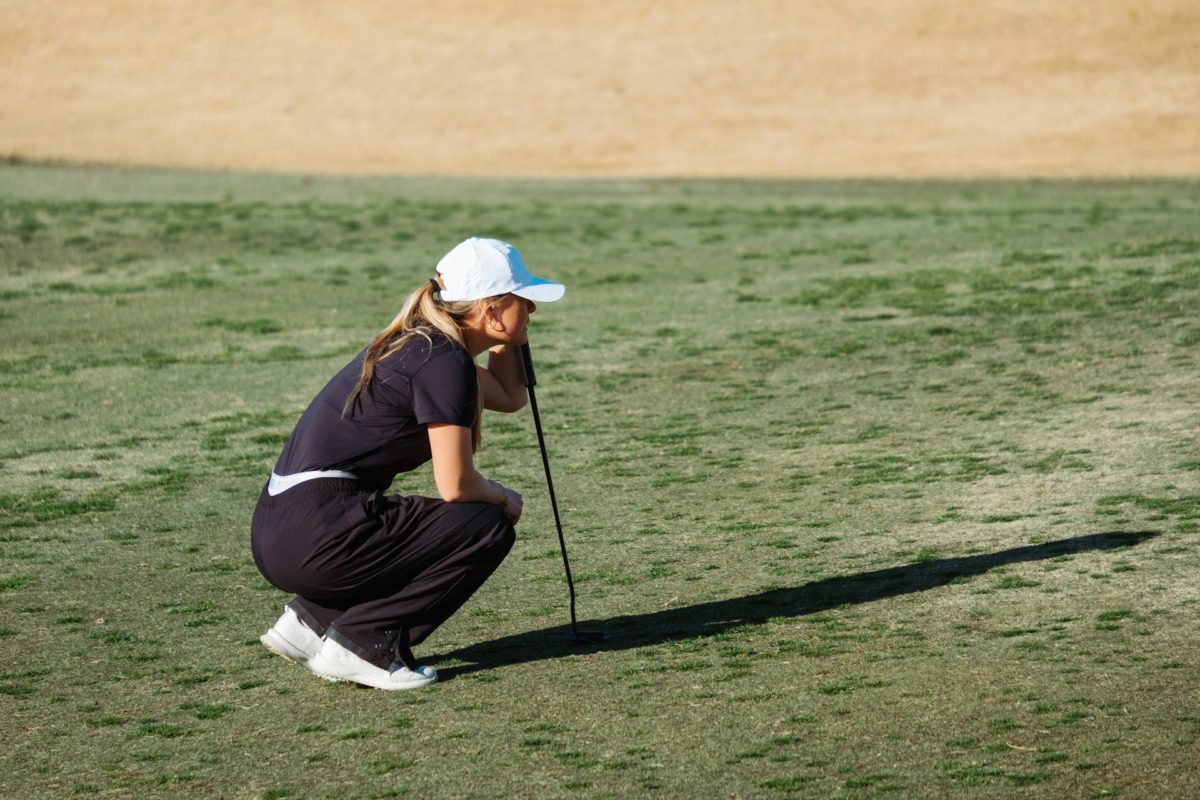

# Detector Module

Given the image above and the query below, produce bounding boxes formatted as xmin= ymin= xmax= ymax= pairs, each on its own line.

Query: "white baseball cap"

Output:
xmin=435 ymin=238 xmax=565 ymax=303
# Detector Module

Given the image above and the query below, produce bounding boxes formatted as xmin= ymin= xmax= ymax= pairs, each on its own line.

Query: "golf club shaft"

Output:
xmin=520 ymin=343 xmax=579 ymax=634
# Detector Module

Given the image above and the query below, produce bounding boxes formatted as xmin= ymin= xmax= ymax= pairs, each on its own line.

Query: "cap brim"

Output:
xmin=512 ymin=282 xmax=565 ymax=303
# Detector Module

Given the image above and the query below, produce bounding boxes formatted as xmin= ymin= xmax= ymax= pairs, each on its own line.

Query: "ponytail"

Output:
xmin=344 ymin=279 xmax=484 ymax=451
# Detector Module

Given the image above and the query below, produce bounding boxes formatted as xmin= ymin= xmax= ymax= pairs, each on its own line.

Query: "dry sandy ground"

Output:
xmin=1 ymin=0 xmax=1197 ymax=177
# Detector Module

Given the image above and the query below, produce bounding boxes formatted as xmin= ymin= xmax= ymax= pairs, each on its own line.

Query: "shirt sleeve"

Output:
xmin=410 ymin=345 xmax=477 ymax=428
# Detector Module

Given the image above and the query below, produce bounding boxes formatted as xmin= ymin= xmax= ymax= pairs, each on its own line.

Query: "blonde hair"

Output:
xmin=344 ymin=278 xmax=494 ymax=450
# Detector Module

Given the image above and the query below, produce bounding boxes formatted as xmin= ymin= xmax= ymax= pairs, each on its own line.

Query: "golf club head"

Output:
xmin=566 ymin=630 xmax=610 ymax=644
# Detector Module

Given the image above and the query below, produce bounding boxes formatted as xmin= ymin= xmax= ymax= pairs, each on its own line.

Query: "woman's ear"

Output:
xmin=481 ymin=301 xmax=505 ymax=332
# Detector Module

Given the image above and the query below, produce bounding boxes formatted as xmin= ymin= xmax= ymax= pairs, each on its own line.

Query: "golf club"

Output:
xmin=520 ymin=342 xmax=608 ymax=644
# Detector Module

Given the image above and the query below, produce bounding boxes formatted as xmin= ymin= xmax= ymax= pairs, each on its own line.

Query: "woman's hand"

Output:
xmin=500 ymin=485 xmax=523 ymax=525
xmin=476 ymin=344 xmax=529 ymax=413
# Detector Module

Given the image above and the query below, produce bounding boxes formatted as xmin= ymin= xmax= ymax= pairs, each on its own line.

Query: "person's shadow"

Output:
xmin=434 ymin=530 xmax=1158 ymax=679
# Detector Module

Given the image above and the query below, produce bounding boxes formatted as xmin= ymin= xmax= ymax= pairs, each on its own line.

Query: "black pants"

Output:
xmin=251 ymin=478 xmax=515 ymax=669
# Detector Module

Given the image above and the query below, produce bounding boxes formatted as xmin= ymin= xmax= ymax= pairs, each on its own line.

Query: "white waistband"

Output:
xmin=268 ymin=470 xmax=357 ymax=496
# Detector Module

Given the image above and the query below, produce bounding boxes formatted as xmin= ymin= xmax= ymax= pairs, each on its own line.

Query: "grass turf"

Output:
xmin=1 ymin=163 xmax=1198 ymax=799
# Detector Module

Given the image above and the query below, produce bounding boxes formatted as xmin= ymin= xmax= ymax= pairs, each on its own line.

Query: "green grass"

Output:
xmin=1 ymin=163 xmax=1198 ymax=798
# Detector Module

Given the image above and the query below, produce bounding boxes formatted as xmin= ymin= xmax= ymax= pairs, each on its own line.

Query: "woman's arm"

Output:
xmin=476 ymin=345 xmax=528 ymax=413
xmin=428 ymin=423 xmax=522 ymax=523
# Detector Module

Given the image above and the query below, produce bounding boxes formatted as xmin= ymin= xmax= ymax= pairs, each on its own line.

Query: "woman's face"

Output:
xmin=487 ymin=294 xmax=536 ymax=345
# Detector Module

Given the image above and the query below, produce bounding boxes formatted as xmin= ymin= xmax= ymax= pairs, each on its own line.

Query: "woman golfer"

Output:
xmin=251 ymin=238 xmax=564 ymax=690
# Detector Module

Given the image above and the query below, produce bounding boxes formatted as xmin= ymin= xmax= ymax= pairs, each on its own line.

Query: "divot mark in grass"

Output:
xmin=815 ymin=676 xmax=890 ymax=695
xmin=370 ymin=756 xmax=414 ymax=775
xmin=0 ymin=487 xmax=116 ymax=527
xmin=981 ymin=514 xmax=1030 ymax=524
xmin=1035 ymin=751 xmax=1070 ymax=764
xmin=0 ymin=575 xmax=34 ymax=592
xmin=340 ymin=728 xmax=377 ymax=740
xmin=180 ymin=702 xmax=233 ymax=720
xmin=1097 ymin=494 xmax=1200 ymax=520
xmin=554 ymin=750 xmax=599 ymax=768
xmin=131 ymin=722 xmax=191 ymax=739
xmin=1006 ymin=770 xmax=1053 ymax=786
xmin=1095 ymin=609 xmax=1135 ymax=630
xmin=760 ymin=774 xmax=816 ymax=791
xmin=994 ymin=575 xmax=1041 ymax=590
xmin=203 ymin=317 xmax=284 ymax=334
xmin=86 ymin=715 xmax=129 ymax=728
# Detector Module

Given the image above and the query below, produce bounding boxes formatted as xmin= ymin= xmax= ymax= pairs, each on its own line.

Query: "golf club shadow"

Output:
xmin=433 ymin=530 xmax=1158 ymax=680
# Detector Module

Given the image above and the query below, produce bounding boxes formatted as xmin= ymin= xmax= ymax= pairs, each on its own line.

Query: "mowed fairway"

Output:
xmin=1 ymin=164 xmax=1198 ymax=798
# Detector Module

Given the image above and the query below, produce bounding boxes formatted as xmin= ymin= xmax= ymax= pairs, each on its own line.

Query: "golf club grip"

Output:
xmin=520 ymin=342 xmax=537 ymax=388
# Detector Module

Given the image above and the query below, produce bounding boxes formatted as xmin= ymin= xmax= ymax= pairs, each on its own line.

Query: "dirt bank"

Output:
xmin=1 ymin=0 xmax=1196 ymax=176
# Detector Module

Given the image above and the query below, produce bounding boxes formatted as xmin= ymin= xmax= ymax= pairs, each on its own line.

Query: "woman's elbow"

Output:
xmin=434 ymin=476 xmax=470 ymax=503
xmin=494 ymin=390 xmax=528 ymax=414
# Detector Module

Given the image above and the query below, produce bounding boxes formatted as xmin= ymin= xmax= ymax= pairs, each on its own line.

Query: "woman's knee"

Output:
xmin=473 ymin=503 xmax=516 ymax=555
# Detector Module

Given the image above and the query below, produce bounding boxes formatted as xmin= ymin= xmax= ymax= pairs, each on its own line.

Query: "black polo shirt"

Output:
xmin=273 ymin=332 xmax=477 ymax=491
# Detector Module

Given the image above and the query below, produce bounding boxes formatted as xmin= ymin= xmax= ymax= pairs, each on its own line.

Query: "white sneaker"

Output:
xmin=260 ymin=606 xmax=323 ymax=665
xmin=307 ymin=636 xmax=437 ymax=691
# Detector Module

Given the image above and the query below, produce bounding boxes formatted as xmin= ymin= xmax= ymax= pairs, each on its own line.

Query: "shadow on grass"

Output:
xmin=435 ymin=530 xmax=1158 ymax=679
